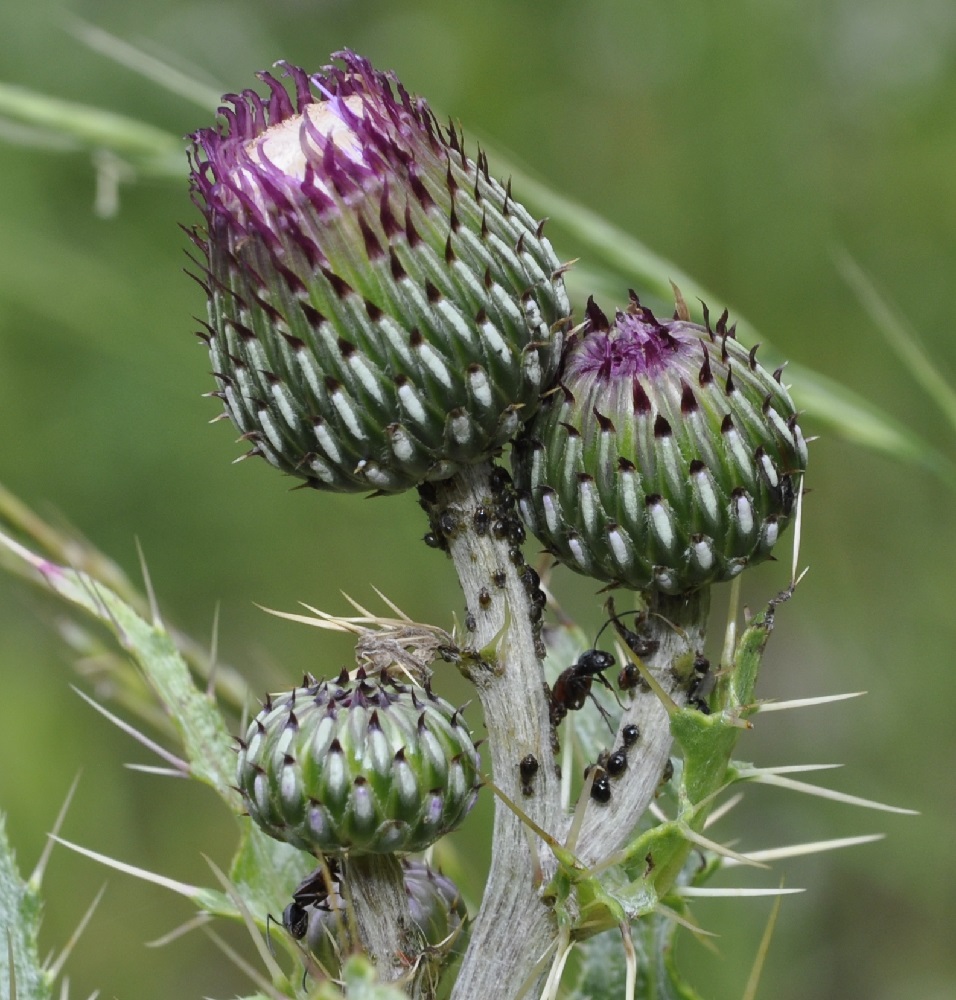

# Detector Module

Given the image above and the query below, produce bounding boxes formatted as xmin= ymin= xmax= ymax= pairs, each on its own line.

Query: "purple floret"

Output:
xmin=572 ymin=295 xmax=692 ymax=380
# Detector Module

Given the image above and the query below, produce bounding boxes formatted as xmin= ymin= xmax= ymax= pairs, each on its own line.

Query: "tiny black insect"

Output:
xmin=282 ymin=860 xmax=342 ymax=940
xmin=473 ymin=505 xmax=490 ymax=535
xmin=603 ymin=595 xmax=660 ymax=660
xmin=586 ymin=765 xmax=611 ymax=803
xmin=519 ymin=753 xmax=539 ymax=796
xmin=606 ymin=748 xmax=628 ymax=777
xmin=621 ymin=723 xmax=640 ymax=748
xmin=489 ymin=465 xmax=512 ymax=495
xmin=659 ymin=758 xmax=674 ymax=787
xmin=550 ymin=648 xmax=619 ymax=731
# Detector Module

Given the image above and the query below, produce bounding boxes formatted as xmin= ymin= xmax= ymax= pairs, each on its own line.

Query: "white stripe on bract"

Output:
xmin=258 ymin=406 xmax=286 ymax=451
xmin=478 ymin=315 xmax=512 ymax=364
xmin=271 ymin=381 xmax=299 ymax=428
xmin=436 ymin=299 xmax=473 ymax=347
xmin=733 ymin=493 xmax=755 ymax=537
xmin=692 ymin=467 xmax=720 ymax=523
xmin=619 ymin=466 xmax=640 ymax=524
xmin=331 ymin=389 xmax=367 ymax=439
xmin=691 ymin=537 xmax=714 ymax=570
xmin=648 ymin=500 xmax=674 ymax=550
xmin=313 ymin=420 xmax=341 ymax=462
xmin=295 ymin=346 xmax=325 ymax=399
xmin=490 ymin=282 xmax=526 ymax=328
xmin=308 ymin=456 xmax=336 ymax=484
xmin=578 ymin=478 xmax=599 ymax=535
xmin=757 ymin=450 xmax=779 ymax=488
xmin=389 ymin=426 xmax=415 ymax=461
xmin=450 ymin=412 xmax=472 ymax=444
xmin=349 ymin=354 xmax=386 ymax=404
xmin=467 ymin=367 xmax=492 ymax=408
xmin=253 ymin=771 xmax=271 ymax=813
xmin=568 ymin=535 xmax=588 ymax=568
xmin=543 ymin=490 xmax=561 ymax=534
xmin=279 ymin=762 xmax=299 ymax=808
xmin=415 ymin=340 xmax=453 ymax=388
xmin=377 ymin=314 xmax=414 ymax=366
xmin=394 ymin=757 xmax=419 ymax=807
xmin=397 ymin=382 xmax=427 ymax=425
xmin=607 ymin=528 xmax=631 ymax=570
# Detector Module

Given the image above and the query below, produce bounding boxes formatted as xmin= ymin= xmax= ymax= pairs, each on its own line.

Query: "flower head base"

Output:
xmin=188 ymin=51 xmax=569 ymax=493
xmin=236 ymin=667 xmax=480 ymax=855
xmin=512 ymin=293 xmax=808 ymax=594
xmin=300 ymin=859 xmax=468 ymax=974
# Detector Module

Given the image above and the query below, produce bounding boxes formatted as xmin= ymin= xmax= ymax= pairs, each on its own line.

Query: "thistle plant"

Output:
xmin=0 ymin=41 xmax=924 ymax=1000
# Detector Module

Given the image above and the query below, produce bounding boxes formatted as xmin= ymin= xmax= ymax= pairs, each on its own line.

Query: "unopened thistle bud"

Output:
xmin=512 ymin=293 xmax=808 ymax=594
xmin=236 ymin=668 xmax=480 ymax=855
xmin=188 ymin=51 xmax=569 ymax=493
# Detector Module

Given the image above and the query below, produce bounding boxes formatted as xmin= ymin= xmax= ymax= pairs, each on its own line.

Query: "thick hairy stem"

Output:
xmin=422 ymin=462 xmax=563 ymax=1000
xmin=346 ymin=854 xmax=431 ymax=994
xmin=575 ymin=588 xmax=710 ymax=864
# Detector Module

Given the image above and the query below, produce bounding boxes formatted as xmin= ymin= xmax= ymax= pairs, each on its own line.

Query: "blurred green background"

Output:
xmin=1 ymin=1 xmax=954 ymax=998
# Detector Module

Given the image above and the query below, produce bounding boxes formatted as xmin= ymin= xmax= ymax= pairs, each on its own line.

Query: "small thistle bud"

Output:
xmin=188 ymin=50 xmax=570 ymax=493
xmin=236 ymin=669 xmax=480 ymax=855
xmin=301 ymin=859 xmax=468 ymax=971
xmin=512 ymin=293 xmax=808 ymax=594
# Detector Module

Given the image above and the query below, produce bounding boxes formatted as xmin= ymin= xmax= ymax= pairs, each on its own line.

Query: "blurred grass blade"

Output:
xmin=0 ymin=82 xmax=182 ymax=176
xmin=792 ymin=364 xmax=956 ymax=487
xmin=836 ymin=249 xmax=956 ymax=433
xmin=65 ymin=15 xmax=222 ymax=112
xmin=490 ymin=148 xmax=707 ymax=315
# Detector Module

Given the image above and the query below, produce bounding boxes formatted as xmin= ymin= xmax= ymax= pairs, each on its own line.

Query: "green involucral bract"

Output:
xmin=236 ymin=669 xmax=481 ymax=855
xmin=188 ymin=50 xmax=570 ymax=493
xmin=513 ymin=293 xmax=808 ymax=594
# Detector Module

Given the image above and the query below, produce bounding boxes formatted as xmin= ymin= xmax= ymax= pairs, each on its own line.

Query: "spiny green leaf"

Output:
xmin=0 ymin=813 xmax=52 ymax=1000
xmin=0 ymin=530 xmax=236 ymax=803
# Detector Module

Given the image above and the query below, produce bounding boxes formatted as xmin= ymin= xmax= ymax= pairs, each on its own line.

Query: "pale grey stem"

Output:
xmin=425 ymin=462 xmax=564 ymax=1000
xmin=346 ymin=854 xmax=432 ymax=994
xmin=574 ymin=589 xmax=710 ymax=864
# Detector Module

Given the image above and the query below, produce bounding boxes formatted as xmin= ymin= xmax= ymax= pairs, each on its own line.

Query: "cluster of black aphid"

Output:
xmin=518 ymin=752 xmax=539 ymax=796
xmin=586 ymin=721 xmax=642 ymax=804
xmin=686 ymin=653 xmax=712 ymax=713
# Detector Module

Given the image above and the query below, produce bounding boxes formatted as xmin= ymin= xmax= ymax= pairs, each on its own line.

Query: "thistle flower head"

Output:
xmin=236 ymin=667 xmax=480 ymax=855
xmin=188 ymin=51 xmax=569 ymax=493
xmin=512 ymin=293 xmax=808 ymax=594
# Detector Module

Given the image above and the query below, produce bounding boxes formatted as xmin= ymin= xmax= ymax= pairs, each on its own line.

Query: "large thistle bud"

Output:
xmin=512 ymin=293 xmax=808 ymax=594
xmin=188 ymin=50 xmax=569 ymax=493
xmin=236 ymin=668 xmax=480 ymax=855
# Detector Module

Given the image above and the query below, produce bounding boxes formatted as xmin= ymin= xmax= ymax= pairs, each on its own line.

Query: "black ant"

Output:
xmin=604 ymin=595 xmax=659 ymax=658
xmin=281 ymin=859 xmax=342 ymax=940
xmin=549 ymin=647 xmax=620 ymax=732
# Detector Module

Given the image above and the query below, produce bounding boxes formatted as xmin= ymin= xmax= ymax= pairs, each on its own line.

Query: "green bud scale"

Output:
xmin=188 ymin=51 xmax=569 ymax=493
xmin=512 ymin=294 xmax=808 ymax=594
xmin=236 ymin=668 xmax=480 ymax=855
